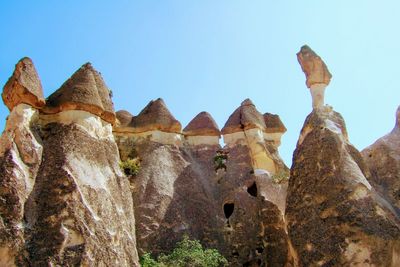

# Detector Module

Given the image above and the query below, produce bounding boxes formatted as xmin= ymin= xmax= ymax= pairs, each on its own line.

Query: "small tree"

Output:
xmin=140 ymin=235 xmax=228 ymax=267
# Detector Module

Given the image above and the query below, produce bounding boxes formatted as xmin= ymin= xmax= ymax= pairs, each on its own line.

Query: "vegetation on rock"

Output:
xmin=271 ymin=169 xmax=289 ymax=184
xmin=140 ymin=235 xmax=228 ymax=267
xmin=119 ymin=157 xmax=141 ymax=176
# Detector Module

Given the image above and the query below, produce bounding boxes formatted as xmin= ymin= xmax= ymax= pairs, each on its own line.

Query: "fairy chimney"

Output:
xmin=297 ymin=45 xmax=332 ymax=109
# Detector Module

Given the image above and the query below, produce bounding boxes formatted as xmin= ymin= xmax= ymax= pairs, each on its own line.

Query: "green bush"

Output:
xmin=119 ymin=157 xmax=140 ymax=176
xmin=214 ymin=151 xmax=228 ymax=172
xmin=140 ymin=235 xmax=228 ymax=267
xmin=271 ymin=169 xmax=290 ymax=184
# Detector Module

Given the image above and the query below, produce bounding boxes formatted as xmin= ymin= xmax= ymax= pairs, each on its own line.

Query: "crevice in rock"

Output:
xmin=247 ymin=182 xmax=257 ymax=197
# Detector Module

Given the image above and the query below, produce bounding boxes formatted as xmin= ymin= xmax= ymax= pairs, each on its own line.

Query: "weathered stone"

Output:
xmin=362 ymin=106 xmax=400 ymax=216
xmin=22 ymin=113 xmax=139 ymax=266
xmin=116 ymin=110 xmax=133 ymax=127
xmin=286 ymin=107 xmax=400 ymax=266
xmin=297 ymin=45 xmax=332 ymax=109
xmin=43 ymin=63 xmax=116 ymax=124
xmin=297 ymin=45 xmax=332 ymax=88
xmin=221 ymin=99 xmax=266 ymax=135
xmin=131 ymin=98 xmax=181 ymax=133
xmin=2 ymin=57 xmax=45 ymax=111
xmin=183 ymin=111 xmax=220 ymax=136
xmin=0 ymin=104 xmax=43 ymax=267
xmin=264 ymin=113 xmax=286 ymax=134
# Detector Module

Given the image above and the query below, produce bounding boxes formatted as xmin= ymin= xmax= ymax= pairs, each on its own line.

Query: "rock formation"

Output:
xmin=297 ymin=45 xmax=332 ymax=109
xmin=0 ymin=60 xmax=139 ymax=266
xmin=286 ymin=46 xmax=400 ymax=266
xmin=183 ymin=111 xmax=220 ymax=146
xmin=43 ymin=63 xmax=116 ymax=124
xmin=1 ymin=52 xmax=399 ymax=267
xmin=2 ymin=57 xmax=45 ymax=110
xmin=0 ymin=58 xmax=44 ymax=267
xmin=362 ymin=106 xmax=400 ymax=215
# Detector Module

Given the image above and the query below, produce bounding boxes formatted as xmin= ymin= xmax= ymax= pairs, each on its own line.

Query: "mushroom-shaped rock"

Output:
xmin=297 ymin=45 xmax=332 ymax=109
xmin=116 ymin=110 xmax=133 ymax=127
xmin=264 ymin=113 xmax=287 ymax=133
xmin=132 ymin=98 xmax=181 ymax=133
xmin=183 ymin=112 xmax=220 ymax=136
xmin=221 ymin=98 xmax=266 ymax=134
xmin=263 ymin=113 xmax=287 ymax=147
xmin=2 ymin=57 xmax=45 ymax=110
xmin=43 ymin=63 xmax=115 ymax=124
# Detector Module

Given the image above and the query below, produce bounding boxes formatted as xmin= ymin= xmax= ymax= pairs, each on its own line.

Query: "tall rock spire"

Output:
xmin=297 ymin=45 xmax=332 ymax=109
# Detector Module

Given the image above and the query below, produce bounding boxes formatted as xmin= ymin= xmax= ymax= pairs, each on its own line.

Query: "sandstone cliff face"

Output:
xmin=286 ymin=107 xmax=400 ymax=266
xmin=362 ymin=106 xmax=400 ymax=216
xmin=0 ymin=60 xmax=139 ymax=266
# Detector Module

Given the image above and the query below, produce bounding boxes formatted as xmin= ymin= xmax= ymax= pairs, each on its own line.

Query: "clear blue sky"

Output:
xmin=1 ymin=1 xmax=399 ymax=165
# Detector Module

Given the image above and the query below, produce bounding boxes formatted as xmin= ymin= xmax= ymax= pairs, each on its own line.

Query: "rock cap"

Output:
xmin=297 ymin=45 xmax=332 ymax=88
xmin=43 ymin=63 xmax=115 ymax=124
xmin=221 ymin=98 xmax=266 ymax=134
xmin=116 ymin=110 xmax=133 ymax=127
xmin=131 ymin=98 xmax=181 ymax=133
xmin=183 ymin=111 xmax=220 ymax=136
xmin=264 ymin=113 xmax=287 ymax=133
xmin=2 ymin=57 xmax=45 ymax=110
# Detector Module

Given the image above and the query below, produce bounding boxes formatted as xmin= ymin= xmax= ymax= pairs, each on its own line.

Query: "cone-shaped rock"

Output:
xmin=286 ymin=107 xmax=400 ymax=266
xmin=362 ymin=106 xmax=400 ymax=215
xmin=183 ymin=112 xmax=220 ymax=136
xmin=116 ymin=110 xmax=133 ymax=127
xmin=264 ymin=113 xmax=287 ymax=133
xmin=44 ymin=63 xmax=115 ymax=124
xmin=2 ymin=57 xmax=45 ymax=110
xmin=131 ymin=98 xmax=181 ymax=133
xmin=297 ymin=45 xmax=332 ymax=88
xmin=221 ymin=98 xmax=266 ymax=134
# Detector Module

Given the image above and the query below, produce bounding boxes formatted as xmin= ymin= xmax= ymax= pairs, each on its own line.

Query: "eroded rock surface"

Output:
xmin=362 ymin=106 xmax=400 ymax=216
xmin=286 ymin=107 xmax=400 ymax=266
xmin=2 ymin=57 xmax=45 ymax=111
xmin=0 ymin=59 xmax=139 ymax=266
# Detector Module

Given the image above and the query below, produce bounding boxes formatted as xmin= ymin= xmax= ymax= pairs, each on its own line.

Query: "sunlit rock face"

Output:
xmin=297 ymin=45 xmax=332 ymax=109
xmin=0 ymin=60 xmax=140 ymax=266
xmin=362 ymin=106 xmax=400 ymax=215
xmin=221 ymin=99 xmax=287 ymax=176
xmin=286 ymin=107 xmax=400 ymax=266
xmin=2 ymin=57 xmax=45 ymax=111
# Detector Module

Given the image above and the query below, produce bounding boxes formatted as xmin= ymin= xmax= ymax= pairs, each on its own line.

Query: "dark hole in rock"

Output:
xmin=243 ymin=262 xmax=250 ymax=267
xmin=224 ymin=203 xmax=234 ymax=219
xmin=247 ymin=182 xmax=257 ymax=197
xmin=256 ymin=247 xmax=264 ymax=253
xmin=232 ymin=251 xmax=239 ymax=257
xmin=257 ymin=259 xmax=262 ymax=265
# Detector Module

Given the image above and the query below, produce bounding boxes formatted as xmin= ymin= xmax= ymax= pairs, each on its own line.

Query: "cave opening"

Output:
xmin=223 ymin=203 xmax=234 ymax=219
xmin=247 ymin=182 xmax=257 ymax=197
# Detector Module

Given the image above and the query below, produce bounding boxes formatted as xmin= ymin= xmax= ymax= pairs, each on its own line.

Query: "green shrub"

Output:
xmin=140 ymin=235 xmax=228 ymax=267
xmin=119 ymin=157 xmax=140 ymax=176
xmin=214 ymin=151 xmax=228 ymax=172
xmin=271 ymin=169 xmax=290 ymax=184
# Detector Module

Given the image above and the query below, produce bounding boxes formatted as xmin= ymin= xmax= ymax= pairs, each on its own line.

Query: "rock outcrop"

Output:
xmin=183 ymin=111 xmax=220 ymax=146
xmin=297 ymin=45 xmax=332 ymax=109
xmin=362 ymin=106 xmax=400 ymax=216
xmin=0 ymin=58 xmax=44 ymax=266
xmin=0 ymin=60 xmax=139 ymax=266
xmin=2 ymin=57 xmax=45 ymax=110
xmin=286 ymin=107 xmax=400 ymax=266
xmin=43 ymin=63 xmax=116 ymax=124
xmin=222 ymin=99 xmax=287 ymax=175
